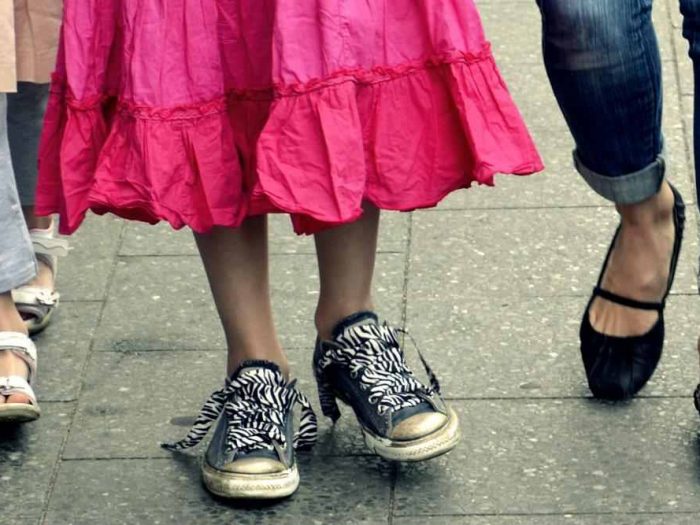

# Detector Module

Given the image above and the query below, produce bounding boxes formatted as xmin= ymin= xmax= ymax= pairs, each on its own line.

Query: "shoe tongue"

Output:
xmin=332 ymin=311 xmax=379 ymax=340
xmin=230 ymin=360 xmax=285 ymax=384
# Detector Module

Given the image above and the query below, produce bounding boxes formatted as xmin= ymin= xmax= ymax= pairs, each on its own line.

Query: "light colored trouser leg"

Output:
xmin=0 ymin=94 xmax=37 ymax=294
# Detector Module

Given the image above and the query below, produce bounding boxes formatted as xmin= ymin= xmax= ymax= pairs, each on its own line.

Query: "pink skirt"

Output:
xmin=37 ymin=0 xmax=544 ymax=235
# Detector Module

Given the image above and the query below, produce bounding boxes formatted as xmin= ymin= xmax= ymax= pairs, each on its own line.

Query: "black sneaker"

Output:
xmin=313 ymin=312 xmax=460 ymax=461
xmin=163 ymin=361 xmax=317 ymax=500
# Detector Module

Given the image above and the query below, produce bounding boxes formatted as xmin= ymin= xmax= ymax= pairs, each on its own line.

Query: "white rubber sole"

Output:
xmin=0 ymin=403 xmax=41 ymax=423
xmin=362 ymin=406 xmax=461 ymax=462
xmin=202 ymin=461 xmax=300 ymax=500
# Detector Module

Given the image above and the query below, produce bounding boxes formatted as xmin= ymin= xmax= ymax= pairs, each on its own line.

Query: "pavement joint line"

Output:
xmin=95 ymin=346 xmax=312 ymax=353
xmin=442 ymin=394 xmax=695 ymax=401
xmin=59 ymin=452 xmax=382 ymax=462
xmin=389 ymin=212 xmax=414 ymax=525
xmin=420 ymin=200 xmax=698 ymax=210
xmin=39 ymin=224 xmax=127 ymax=525
xmin=115 ymin=250 xmax=407 ymax=259
xmin=56 ymin=299 xmax=104 ymax=304
xmin=388 ymin=463 xmax=398 ymax=525
xmin=392 ymin=510 xmax=700 ymax=518
xmin=400 ymin=212 xmax=413 ymax=331
xmin=419 ymin=203 xmax=697 ymax=212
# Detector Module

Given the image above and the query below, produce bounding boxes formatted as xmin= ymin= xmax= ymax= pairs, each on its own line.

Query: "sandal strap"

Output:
xmin=0 ymin=376 xmax=37 ymax=405
xmin=30 ymin=226 xmax=70 ymax=280
xmin=30 ymin=228 xmax=70 ymax=259
xmin=593 ymin=287 xmax=664 ymax=311
xmin=0 ymin=332 xmax=37 ymax=382
xmin=12 ymin=287 xmax=60 ymax=307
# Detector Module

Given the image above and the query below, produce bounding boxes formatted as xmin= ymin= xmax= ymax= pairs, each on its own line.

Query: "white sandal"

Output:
xmin=12 ymin=223 xmax=69 ymax=335
xmin=0 ymin=331 xmax=40 ymax=423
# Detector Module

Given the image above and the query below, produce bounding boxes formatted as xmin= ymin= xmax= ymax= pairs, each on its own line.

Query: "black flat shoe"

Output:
xmin=695 ymin=339 xmax=700 ymax=416
xmin=580 ymin=184 xmax=685 ymax=400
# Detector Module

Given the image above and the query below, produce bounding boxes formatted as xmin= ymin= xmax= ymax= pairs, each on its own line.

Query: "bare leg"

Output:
xmin=314 ymin=204 xmax=380 ymax=340
xmin=194 ymin=216 xmax=288 ymax=377
xmin=0 ymin=292 xmax=30 ymax=404
xmin=589 ymin=181 xmax=676 ymax=336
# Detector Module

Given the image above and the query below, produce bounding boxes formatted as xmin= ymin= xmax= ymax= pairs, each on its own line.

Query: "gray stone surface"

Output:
xmin=394 ymin=400 xmax=700 ymax=516
xmin=57 ymin=217 xmax=123 ymax=302
xmin=33 ymin=303 xmax=101 ymax=402
xmin=44 ymin=456 xmax=391 ymax=525
xmin=403 ymin=295 xmax=700 ymax=399
xmin=92 ymin=252 xmax=405 ymax=352
xmin=2 ymin=1 xmax=700 ymax=524
xmin=395 ymin=517 xmax=700 ymax=525
xmin=62 ymin=351 xmax=367 ymax=460
xmin=119 ymin=211 xmax=409 ymax=257
xmin=478 ymin=0 xmax=675 ymax=64
xmin=0 ymin=408 xmax=72 ymax=522
xmin=408 ymin=208 xmax=698 ymax=300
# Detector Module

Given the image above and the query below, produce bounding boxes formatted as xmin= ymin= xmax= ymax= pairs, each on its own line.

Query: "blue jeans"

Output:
xmin=537 ymin=0 xmax=700 ymax=205
xmin=683 ymin=1 xmax=700 ymax=205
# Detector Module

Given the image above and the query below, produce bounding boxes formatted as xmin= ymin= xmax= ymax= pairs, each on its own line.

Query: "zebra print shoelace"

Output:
xmin=317 ymin=321 xmax=441 ymax=418
xmin=162 ymin=367 xmax=317 ymax=454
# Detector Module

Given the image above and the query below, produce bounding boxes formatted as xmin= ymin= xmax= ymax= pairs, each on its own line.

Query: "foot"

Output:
xmin=163 ymin=361 xmax=317 ymax=500
xmin=314 ymin=312 xmax=460 ymax=462
xmin=589 ymin=181 xmax=676 ymax=337
xmin=24 ymin=257 xmax=55 ymax=292
xmin=0 ymin=351 xmax=31 ymax=406
xmin=0 ymin=297 xmax=31 ymax=406
xmin=22 ymin=216 xmax=57 ymax=292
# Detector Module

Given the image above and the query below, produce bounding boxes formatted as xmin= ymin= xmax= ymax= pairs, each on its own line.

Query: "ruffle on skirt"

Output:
xmin=37 ymin=46 xmax=543 ymax=235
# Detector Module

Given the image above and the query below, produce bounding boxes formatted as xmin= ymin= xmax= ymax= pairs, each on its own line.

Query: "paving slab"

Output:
xmin=0 ymin=520 xmax=40 ymax=525
xmin=478 ymin=0 xmax=674 ymax=65
xmin=57 ymin=215 xmax=123 ymax=302
xmin=395 ymin=515 xmax=700 ymax=525
xmin=119 ymin=210 xmax=409 ymax=257
xmin=0 ymin=407 xmax=72 ymax=521
xmin=394 ymin=399 xmax=700 ymax=516
xmin=33 ymin=302 xmax=101 ymax=402
xmin=408 ymin=208 xmax=698 ymax=301
xmin=92 ymin=253 xmax=405 ymax=352
xmin=44 ymin=456 xmax=391 ymax=525
xmin=62 ymin=351 xmax=368 ymax=460
xmin=438 ymin=126 xmax=694 ymax=211
xmin=499 ymin=60 xmax=683 ymax=134
xmin=403 ymin=295 xmax=700 ymax=400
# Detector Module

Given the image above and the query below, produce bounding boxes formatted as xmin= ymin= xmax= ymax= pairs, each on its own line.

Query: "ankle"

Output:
xmin=0 ymin=293 xmax=26 ymax=334
xmin=315 ymin=301 xmax=374 ymax=340
xmin=617 ymin=182 xmax=674 ymax=228
xmin=227 ymin=347 xmax=289 ymax=379
xmin=22 ymin=208 xmax=53 ymax=231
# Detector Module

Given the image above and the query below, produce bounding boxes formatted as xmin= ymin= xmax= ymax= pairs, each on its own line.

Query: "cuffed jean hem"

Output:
xmin=0 ymin=264 xmax=36 ymax=295
xmin=574 ymin=149 xmax=665 ymax=205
